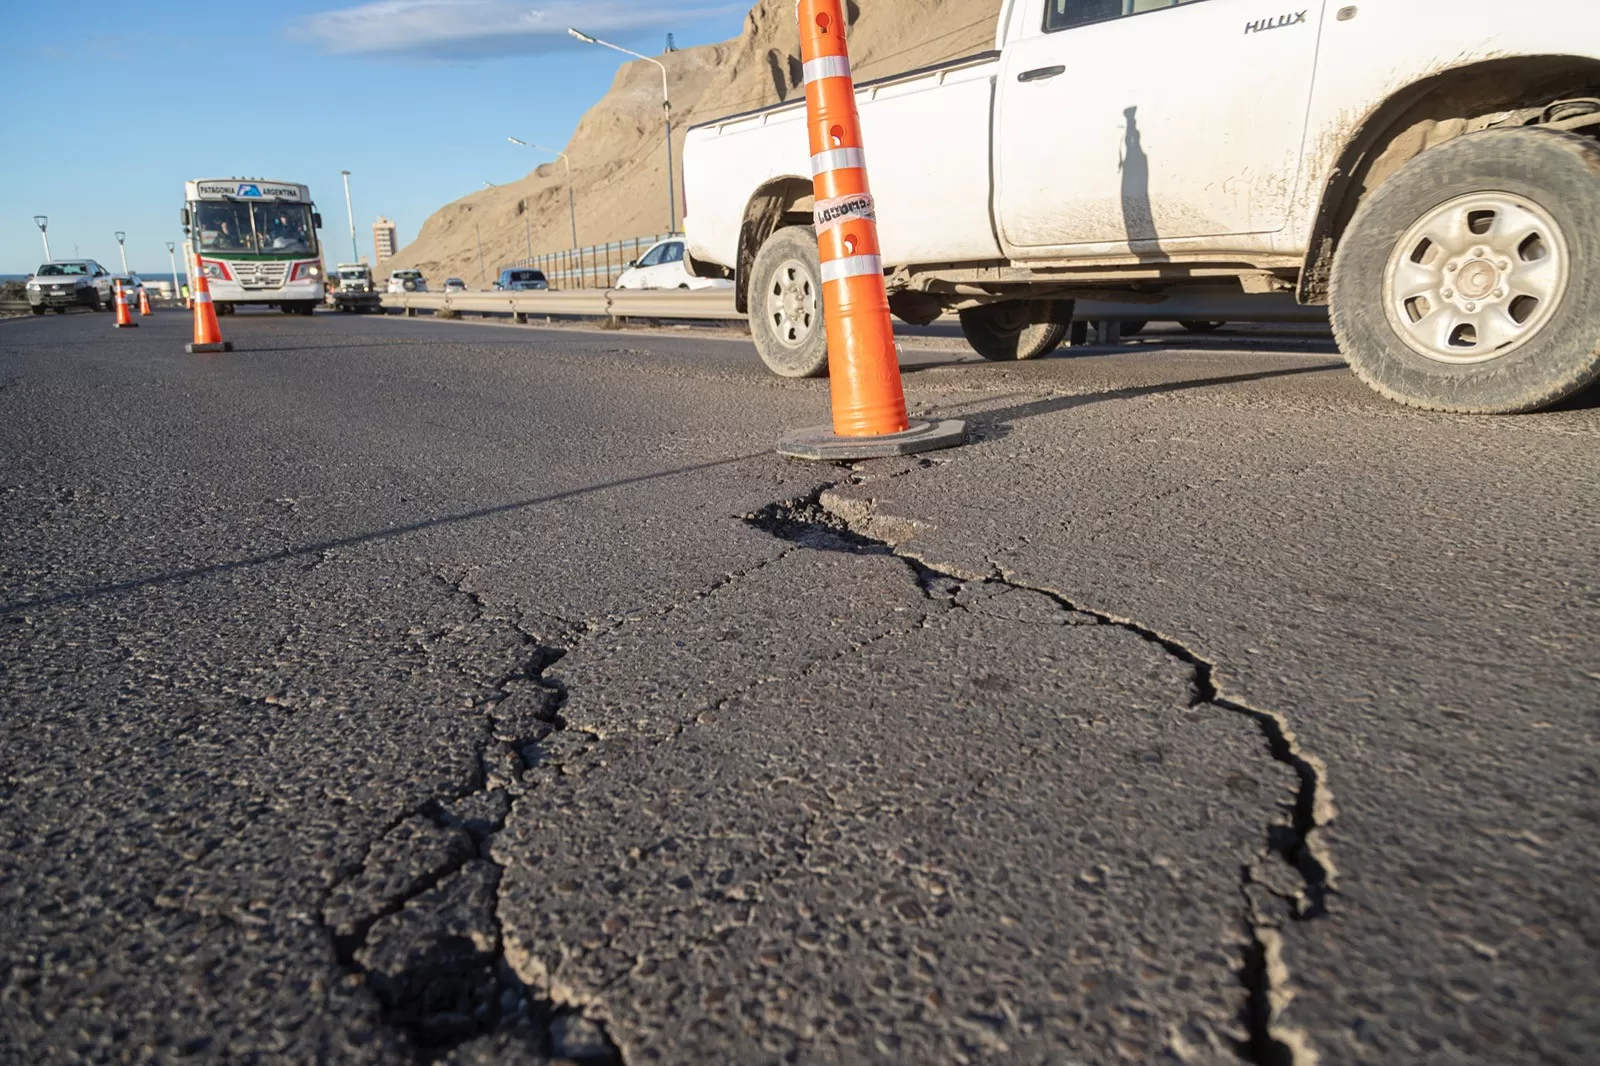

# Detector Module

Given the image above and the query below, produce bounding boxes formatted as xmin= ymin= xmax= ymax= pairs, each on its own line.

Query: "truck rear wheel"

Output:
xmin=1331 ymin=128 xmax=1600 ymax=413
xmin=958 ymin=303 xmax=1068 ymax=361
xmin=749 ymin=226 xmax=828 ymax=378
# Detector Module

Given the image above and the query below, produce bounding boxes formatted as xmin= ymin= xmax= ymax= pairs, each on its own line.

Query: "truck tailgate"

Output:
xmin=685 ymin=55 xmax=1002 ymax=270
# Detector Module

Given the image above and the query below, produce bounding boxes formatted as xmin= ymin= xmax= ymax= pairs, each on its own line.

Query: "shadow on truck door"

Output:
xmin=1119 ymin=106 xmax=1163 ymax=256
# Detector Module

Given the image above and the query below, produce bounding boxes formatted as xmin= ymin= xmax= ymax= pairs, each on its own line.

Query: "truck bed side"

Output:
xmin=684 ymin=53 xmax=1004 ymax=272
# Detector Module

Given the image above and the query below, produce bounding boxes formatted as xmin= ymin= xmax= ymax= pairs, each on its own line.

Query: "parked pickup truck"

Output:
xmin=683 ymin=0 xmax=1600 ymax=413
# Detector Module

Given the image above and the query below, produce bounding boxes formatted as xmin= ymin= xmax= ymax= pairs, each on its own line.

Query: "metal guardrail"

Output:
xmin=379 ymin=289 xmax=743 ymax=322
xmin=0 ymin=300 xmax=30 ymax=313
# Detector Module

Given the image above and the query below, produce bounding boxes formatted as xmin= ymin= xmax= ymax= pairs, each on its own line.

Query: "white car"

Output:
xmin=386 ymin=269 xmax=427 ymax=294
xmin=615 ymin=238 xmax=733 ymax=291
xmin=24 ymin=260 xmax=118 ymax=313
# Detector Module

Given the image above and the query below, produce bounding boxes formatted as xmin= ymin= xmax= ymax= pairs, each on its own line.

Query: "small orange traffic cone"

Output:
xmin=186 ymin=268 xmax=232 ymax=353
xmin=138 ymin=286 xmax=153 ymax=317
xmin=776 ymin=0 xmax=963 ymax=461
xmin=113 ymin=280 xmax=139 ymax=329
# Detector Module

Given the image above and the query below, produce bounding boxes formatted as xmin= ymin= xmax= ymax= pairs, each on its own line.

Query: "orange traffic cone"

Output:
xmin=776 ymin=0 xmax=964 ymax=461
xmin=138 ymin=286 xmax=153 ymax=317
xmin=113 ymin=279 xmax=138 ymax=329
xmin=186 ymin=267 xmax=232 ymax=353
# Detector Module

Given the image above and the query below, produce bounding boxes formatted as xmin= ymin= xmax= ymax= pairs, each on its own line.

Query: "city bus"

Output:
xmin=181 ymin=179 xmax=326 ymax=314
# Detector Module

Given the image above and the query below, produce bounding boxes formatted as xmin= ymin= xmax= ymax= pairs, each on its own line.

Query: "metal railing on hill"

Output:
xmin=511 ymin=234 xmax=677 ymax=290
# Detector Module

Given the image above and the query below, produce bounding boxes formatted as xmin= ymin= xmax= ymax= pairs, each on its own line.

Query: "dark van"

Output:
xmin=493 ymin=269 xmax=548 ymax=292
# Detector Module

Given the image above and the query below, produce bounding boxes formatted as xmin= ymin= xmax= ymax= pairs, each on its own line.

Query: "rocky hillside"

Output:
xmin=384 ymin=0 xmax=1000 ymax=285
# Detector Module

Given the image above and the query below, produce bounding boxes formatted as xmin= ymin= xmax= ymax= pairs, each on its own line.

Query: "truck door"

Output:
xmin=996 ymin=0 xmax=1324 ymax=254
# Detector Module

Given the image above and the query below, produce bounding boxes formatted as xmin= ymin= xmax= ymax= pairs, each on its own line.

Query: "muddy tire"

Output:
xmin=959 ymin=304 xmax=1068 ymax=361
xmin=1330 ymin=128 xmax=1600 ymax=413
xmin=749 ymin=226 xmax=828 ymax=378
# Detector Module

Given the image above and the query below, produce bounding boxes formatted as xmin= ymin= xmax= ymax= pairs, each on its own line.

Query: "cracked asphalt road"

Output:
xmin=1 ymin=309 xmax=1595 ymax=1065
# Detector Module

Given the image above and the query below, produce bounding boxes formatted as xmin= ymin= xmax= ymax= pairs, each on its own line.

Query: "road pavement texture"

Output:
xmin=1 ymin=308 xmax=1593 ymax=1065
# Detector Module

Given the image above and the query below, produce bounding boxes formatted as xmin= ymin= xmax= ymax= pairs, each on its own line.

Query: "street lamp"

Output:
xmin=568 ymin=28 xmax=675 ymax=233
xmin=340 ymin=170 xmax=359 ymax=264
xmin=509 ymin=137 xmax=579 ymax=250
xmin=165 ymin=241 xmax=180 ymax=301
xmin=114 ymin=231 xmax=128 ymax=273
xmin=34 ymin=216 xmax=51 ymax=261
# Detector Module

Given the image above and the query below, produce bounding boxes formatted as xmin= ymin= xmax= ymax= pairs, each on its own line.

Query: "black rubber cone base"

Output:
xmin=777 ymin=419 xmax=967 ymax=461
xmin=113 ymin=322 xmax=139 ymax=328
xmin=186 ymin=341 xmax=233 ymax=353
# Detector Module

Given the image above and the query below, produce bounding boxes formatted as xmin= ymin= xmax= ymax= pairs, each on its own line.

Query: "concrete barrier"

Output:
xmin=379 ymin=289 xmax=740 ymax=322
xmin=378 ymin=286 xmax=1327 ymax=329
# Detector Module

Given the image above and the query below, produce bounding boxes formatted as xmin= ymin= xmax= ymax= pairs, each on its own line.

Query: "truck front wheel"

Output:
xmin=1331 ymin=128 xmax=1600 ymax=413
xmin=958 ymin=303 xmax=1068 ymax=361
xmin=749 ymin=226 xmax=828 ymax=378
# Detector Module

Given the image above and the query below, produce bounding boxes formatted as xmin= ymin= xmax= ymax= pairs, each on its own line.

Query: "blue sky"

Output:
xmin=0 ymin=0 xmax=749 ymax=274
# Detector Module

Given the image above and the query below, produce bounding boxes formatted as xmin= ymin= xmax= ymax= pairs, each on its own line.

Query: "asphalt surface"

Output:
xmin=0 ymin=307 xmax=1594 ymax=1066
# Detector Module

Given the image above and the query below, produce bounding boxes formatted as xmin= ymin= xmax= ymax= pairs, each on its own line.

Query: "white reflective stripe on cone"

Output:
xmin=810 ymin=147 xmax=866 ymax=176
xmin=803 ymin=55 xmax=851 ymax=84
xmin=820 ymin=255 xmax=884 ymax=283
xmin=194 ymin=293 xmax=212 ymax=304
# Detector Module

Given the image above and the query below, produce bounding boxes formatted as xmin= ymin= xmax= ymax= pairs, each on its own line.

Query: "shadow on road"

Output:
xmin=4 ymin=363 xmax=1344 ymax=614
xmin=962 ymin=362 xmax=1348 ymax=441
xmin=2 ymin=452 xmax=769 ymax=615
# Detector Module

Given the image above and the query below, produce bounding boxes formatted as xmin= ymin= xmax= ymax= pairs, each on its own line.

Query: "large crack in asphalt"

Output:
xmin=744 ymin=483 xmax=1337 ymax=1066
xmin=318 ymin=576 xmax=624 ymax=1065
xmin=321 ymin=476 xmax=1334 ymax=1065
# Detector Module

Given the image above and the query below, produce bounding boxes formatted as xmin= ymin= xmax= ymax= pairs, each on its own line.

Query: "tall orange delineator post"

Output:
xmin=112 ymin=280 xmax=138 ymax=329
xmin=776 ymin=0 xmax=965 ymax=461
xmin=186 ymin=266 xmax=232 ymax=354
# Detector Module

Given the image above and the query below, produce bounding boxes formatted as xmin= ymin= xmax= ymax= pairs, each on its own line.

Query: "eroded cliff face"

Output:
xmin=385 ymin=0 xmax=1000 ymax=284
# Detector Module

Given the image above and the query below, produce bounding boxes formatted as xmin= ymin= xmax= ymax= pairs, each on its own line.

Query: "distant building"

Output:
xmin=372 ymin=216 xmax=398 ymax=262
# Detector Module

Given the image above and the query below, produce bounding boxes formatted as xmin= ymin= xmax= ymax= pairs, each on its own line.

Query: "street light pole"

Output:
xmin=475 ymin=223 xmax=487 ymax=286
xmin=114 ymin=231 xmax=128 ymax=274
xmin=340 ymin=170 xmax=359 ymax=263
xmin=166 ymin=241 xmax=179 ymax=301
xmin=568 ymin=28 xmax=675 ymax=233
xmin=33 ymin=216 xmax=50 ymax=261
xmin=509 ymin=137 xmax=579 ymax=249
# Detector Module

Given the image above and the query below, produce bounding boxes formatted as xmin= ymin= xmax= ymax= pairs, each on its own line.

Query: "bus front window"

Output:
xmin=195 ymin=203 xmax=256 ymax=253
xmin=255 ymin=204 xmax=314 ymax=254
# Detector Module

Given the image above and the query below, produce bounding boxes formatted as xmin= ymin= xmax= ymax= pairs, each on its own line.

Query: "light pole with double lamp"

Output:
xmin=508 ymin=137 xmax=579 ymax=250
xmin=568 ymin=28 xmax=675 ymax=233
xmin=114 ymin=231 xmax=129 ymax=274
xmin=34 ymin=216 xmax=50 ymax=261
xmin=340 ymin=170 xmax=360 ymax=264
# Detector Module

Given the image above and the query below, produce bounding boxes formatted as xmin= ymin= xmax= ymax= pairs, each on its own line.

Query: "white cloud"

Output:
xmin=292 ymin=0 xmax=741 ymax=59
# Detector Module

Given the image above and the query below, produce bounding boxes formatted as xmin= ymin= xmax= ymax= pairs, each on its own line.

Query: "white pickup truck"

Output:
xmin=683 ymin=0 xmax=1600 ymax=413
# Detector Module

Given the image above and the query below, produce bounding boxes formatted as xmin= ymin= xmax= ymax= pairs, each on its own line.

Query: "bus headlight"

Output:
xmin=291 ymin=262 xmax=323 ymax=281
xmin=204 ymin=263 xmax=225 ymax=279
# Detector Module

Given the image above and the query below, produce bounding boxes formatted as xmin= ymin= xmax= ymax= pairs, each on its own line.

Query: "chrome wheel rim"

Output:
xmin=1383 ymin=192 xmax=1569 ymax=365
xmin=765 ymin=258 xmax=816 ymax=348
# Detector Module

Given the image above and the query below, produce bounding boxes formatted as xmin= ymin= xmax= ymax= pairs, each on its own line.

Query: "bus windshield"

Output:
xmin=194 ymin=202 xmax=316 ymax=255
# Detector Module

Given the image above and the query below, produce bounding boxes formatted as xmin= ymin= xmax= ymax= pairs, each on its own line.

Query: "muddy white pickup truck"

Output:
xmin=683 ymin=0 xmax=1600 ymax=413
